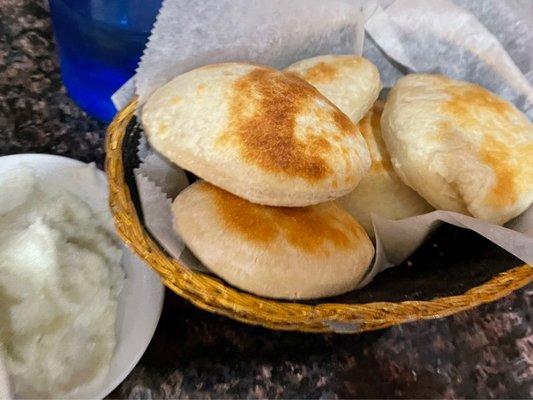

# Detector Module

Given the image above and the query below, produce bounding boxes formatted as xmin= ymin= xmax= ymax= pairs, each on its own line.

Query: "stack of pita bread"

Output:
xmin=141 ymin=56 xmax=533 ymax=300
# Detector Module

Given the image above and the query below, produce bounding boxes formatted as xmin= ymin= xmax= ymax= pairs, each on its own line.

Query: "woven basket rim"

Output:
xmin=105 ymin=99 xmax=533 ymax=333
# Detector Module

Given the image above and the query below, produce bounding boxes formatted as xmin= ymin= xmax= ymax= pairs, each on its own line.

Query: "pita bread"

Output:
xmin=172 ymin=181 xmax=374 ymax=300
xmin=338 ymin=102 xmax=433 ymax=238
xmin=381 ymin=74 xmax=533 ymax=225
xmin=142 ymin=62 xmax=371 ymax=207
xmin=285 ymin=55 xmax=381 ymax=123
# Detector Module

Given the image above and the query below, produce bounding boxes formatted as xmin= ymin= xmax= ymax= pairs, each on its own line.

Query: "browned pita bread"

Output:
xmin=142 ymin=62 xmax=371 ymax=207
xmin=172 ymin=181 xmax=375 ymax=299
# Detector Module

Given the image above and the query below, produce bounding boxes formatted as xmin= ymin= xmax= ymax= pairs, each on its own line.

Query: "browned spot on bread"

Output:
xmin=302 ymin=61 xmax=337 ymax=83
xmin=358 ymin=102 xmax=393 ymax=174
xmin=438 ymin=78 xmax=531 ymax=209
xmin=215 ymin=131 xmax=234 ymax=148
xmin=302 ymin=57 xmax=363 ymax=84
xmin=202 ymin=182 xmax=362 ymax=254
xmin=341 ymin=145 xmax=355 ymax=182
xmin=170 ymin=96 xmax=181 ymax=105
xmin=309 ymin=135 xmax=332 ymax=152
xmin=196 ymin=84 xmax=205 ymax=93
xmin=219 ymin=67 xmax=355 ymax=181
xmin=344 ymin=173 xmax=356 ymax=185
xmin=313 ymin=96 xmax=355 ymax=135
xmin=158 ymin=122 xmax=169 ymax=134
xmin=480 ymin=137 xmax=516 ymax=208
xmin=442 ymin=82 xmax=513 ymax=129
xmin=332 ymin=105 xmax=355 ymax=134
xmin=479 ymin=137 xmax=533 ymax=208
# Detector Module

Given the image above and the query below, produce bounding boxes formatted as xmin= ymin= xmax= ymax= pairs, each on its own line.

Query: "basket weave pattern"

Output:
xmin=105 ymin=99 xmax=533 ymax=333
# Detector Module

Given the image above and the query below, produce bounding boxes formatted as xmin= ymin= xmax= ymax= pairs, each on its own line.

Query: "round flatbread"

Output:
xmin=142 ymin=62 xmax=371 ymax=207
xmin=381 ymin=74 xmax=533 ymax=224
xmin=172 ymin=181 xmax=375 ymax=300
xmin=338 ymin=102 xmax=433 ymax=238
xmin=285 ymin=55 xmax=381 ymax=123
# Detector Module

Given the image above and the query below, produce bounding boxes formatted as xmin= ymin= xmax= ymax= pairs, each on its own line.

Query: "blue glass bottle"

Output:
xmin=49 ymin=0 xmax=162 ymax=122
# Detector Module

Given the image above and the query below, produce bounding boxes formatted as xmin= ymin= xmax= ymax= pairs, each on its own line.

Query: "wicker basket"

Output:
xmin=105 ymin=99 xmax=533 ymax=333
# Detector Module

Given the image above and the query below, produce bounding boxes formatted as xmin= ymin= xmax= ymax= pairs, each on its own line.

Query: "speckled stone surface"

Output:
xmin=0 ymin=0 xmax=106 ymax=165
xmin=1 ymin=1 xmax=532 ymax=398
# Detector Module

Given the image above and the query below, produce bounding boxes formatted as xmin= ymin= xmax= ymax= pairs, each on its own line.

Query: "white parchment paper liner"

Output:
xmin=363 ymin=0 xmax=533 ymax=117
xmin=114 ymin=0 xmax=532 ymax=296
xmin=134 ymin=152 xmax=209 ymax=273
xmin=112 ymin=0 xmax=365 ymax=109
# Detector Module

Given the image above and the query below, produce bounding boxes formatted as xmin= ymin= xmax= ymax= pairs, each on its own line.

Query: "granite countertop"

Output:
xmin=1 ymin=0 xmax=532 ymax=398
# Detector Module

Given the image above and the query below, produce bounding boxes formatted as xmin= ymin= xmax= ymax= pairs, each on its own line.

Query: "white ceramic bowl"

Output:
xmin=0 ymin=153 xmax=165 ymax=399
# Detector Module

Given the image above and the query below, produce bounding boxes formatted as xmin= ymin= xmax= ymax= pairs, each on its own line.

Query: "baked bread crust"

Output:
xmin=285 ymin=55 xmax=381 ymax=124
xmin=381 ymin=74 xmax=533 ymax=225
xmin=172 ymin=181 xmax=375 ymax=300
xmin=339 ymin=102 xmax=433 ymax=237
xmin=142 ymin=62 xmax=371 ymax=206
